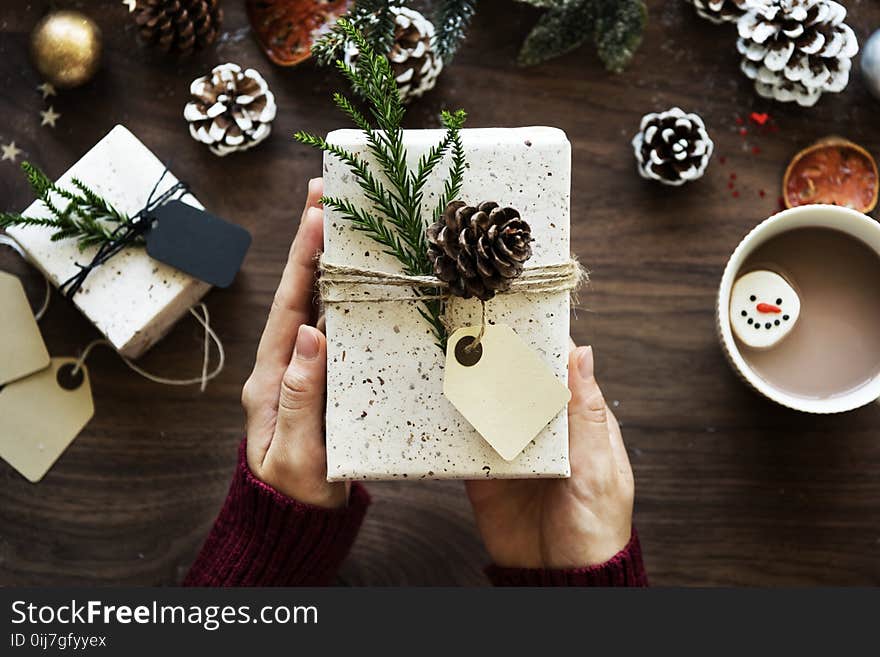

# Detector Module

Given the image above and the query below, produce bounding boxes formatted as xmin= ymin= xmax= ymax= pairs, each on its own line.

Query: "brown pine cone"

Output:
xmin=427 ymin=201 xmax=532 ymax=302
xmin=134 ymin=0 xmax=223 ymax=56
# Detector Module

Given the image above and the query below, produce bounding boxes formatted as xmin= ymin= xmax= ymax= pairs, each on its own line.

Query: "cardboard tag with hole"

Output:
xmin=0 ymin=358 xmax=94 ymax=482
xmin=0 ymin=271 xmax=50 ymax=386
xmin=443 ymin=324 xmax=571 ymax=461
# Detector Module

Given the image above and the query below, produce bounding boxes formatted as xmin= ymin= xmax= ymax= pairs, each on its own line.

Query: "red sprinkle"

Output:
xmin=759 ymin=189 xmax=766 ymax=197
xmin=730 ymin=173 xmax=737 ymax=180
xmin=735 ymin=117 xmax=745 ymax=125
xmin=749 ymin=112 xmax=770 ymax=126
xmin=733 ymin=191 xmax=740 ymax=198
xmin=720 ymin=156 xmax=727 ymax=164
xmin=728 ymin=181 xmax=735 ymax=189
xmin=739 ymin=127 xmax=748 ymax=136
xmin=752 ymin=146 xmax=761 ymax=155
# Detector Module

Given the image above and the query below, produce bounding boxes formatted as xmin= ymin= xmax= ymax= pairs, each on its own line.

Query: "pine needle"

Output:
xmin=0 ymin=162 xmax=131 ymax=252
xmin=295 ymin=19 xmax=468 ymax=350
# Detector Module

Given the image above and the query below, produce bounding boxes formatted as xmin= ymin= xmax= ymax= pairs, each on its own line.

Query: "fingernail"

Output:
xmin=308 ymin=178 xmax=318 ymax=193
xmin=294 ymin=325 xmax=320 ymax=360
xmin=577 ymin=345 xmax=594 ymax=379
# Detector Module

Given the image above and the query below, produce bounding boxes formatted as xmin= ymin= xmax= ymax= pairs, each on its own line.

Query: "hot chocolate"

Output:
xmin=736 ymin=227 xmax=880 ymax=399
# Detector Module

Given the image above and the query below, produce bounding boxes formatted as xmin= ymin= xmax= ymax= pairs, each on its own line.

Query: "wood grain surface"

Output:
xmin=1 ymin=0 xmax=878 ymax=586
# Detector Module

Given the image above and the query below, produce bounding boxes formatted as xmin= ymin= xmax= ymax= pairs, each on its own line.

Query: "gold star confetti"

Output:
xmin=123 ymin=0 xmax=137 ymax=12
xmin=37 ymin=82 xmax=56 ymax=99
xmin=1 ymin=141 xmax=22 ymax=162
xmin=40 ymin=106 xmax=61 ymax=128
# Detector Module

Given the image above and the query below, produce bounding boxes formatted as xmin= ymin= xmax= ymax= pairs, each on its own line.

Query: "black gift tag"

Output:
xmin=145 ymin=200 xmax=251 ymax=288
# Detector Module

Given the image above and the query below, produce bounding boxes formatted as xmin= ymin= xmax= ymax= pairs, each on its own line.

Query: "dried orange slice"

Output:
xmin=783 ymin=137 xmax=878 ymax=213
xmin=246 ymin=0 xmax=354 ymax=67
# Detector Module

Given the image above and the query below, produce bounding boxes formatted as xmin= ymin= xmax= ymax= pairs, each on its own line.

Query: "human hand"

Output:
xmin=241 ymin=178 xmax=348 ymax=508
xmin=465 ymin=343 xmax=634 ymax=569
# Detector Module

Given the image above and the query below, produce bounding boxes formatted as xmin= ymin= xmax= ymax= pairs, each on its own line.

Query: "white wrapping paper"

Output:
xmin=323 ymin=127 xmax=572 ymax=480
xmin=8 ymin=125 xmax=211 ymax=359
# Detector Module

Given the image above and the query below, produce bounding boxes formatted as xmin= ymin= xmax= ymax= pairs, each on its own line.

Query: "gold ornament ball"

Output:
xmin=30 ymin=10 xmax=102 ymax=89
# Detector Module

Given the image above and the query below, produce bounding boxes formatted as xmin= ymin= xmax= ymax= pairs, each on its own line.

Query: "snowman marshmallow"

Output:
xmin=730 ymin=270 xmax=800 ymax=349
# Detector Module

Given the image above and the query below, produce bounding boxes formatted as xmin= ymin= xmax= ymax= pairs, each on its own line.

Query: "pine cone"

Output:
xmin=344 ymin=7 xmax=444 ymax=104
xmin=184 ymin=63 xmax=277 ymax=156
xmin=631 ymin=107 xmax=714 ymax=186
xmin=427 ymin=201 xmax=532 ymax=302
xmin=134 ymin=0 xmax=223 ymax=56
xmin=737 ymin=0 xmax=858 ymax=107
xmin=689 ymin=0 xmax=748 ymax=24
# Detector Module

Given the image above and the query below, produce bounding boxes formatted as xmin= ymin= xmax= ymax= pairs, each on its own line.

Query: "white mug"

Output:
xmin=717 ymin=204 xmax=880 ymax=414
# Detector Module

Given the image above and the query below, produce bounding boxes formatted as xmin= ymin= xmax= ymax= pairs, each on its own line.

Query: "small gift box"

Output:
xmin=7 ymin=125 xmax=211 ymax=358
xmin=323 ymin=127 xmax=572 ymax=480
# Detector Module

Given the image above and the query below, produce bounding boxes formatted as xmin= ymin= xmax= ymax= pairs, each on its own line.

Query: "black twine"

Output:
xmin=58 ymin=168 xmax=189 ymax=300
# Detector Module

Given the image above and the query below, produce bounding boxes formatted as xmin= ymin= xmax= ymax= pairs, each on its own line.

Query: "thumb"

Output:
xmin=567 ymin=345 xmax=614 ymax=470
xmin=267 ymin=324 xmax=328 ymax=470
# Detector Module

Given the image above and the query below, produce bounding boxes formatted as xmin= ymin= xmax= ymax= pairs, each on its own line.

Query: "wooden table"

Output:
xmin=1 ymin=0 xmax=878 ymax=586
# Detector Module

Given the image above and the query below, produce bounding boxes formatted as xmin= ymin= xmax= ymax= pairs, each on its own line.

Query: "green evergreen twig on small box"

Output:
xmin=296 ymin=19 xmax=467 ymax=350
xmin=0 ymin=162 xmax=131 ymax=251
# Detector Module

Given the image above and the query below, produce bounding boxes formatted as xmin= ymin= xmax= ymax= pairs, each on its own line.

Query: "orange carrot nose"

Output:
xmin=756 ymin=303 xmax=781 ymax=314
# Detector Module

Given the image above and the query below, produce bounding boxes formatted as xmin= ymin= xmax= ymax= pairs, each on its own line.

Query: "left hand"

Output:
xmin=240 ymin=178 xmax=348 ymax=509
xmin=465 ymin=342 xmax=634 ymax=569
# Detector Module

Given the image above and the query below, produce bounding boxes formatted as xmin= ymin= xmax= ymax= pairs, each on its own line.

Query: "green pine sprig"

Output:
xmin=0 ymin=162 xmax=130 ymax=251
xmin=295 ymin=19 xmax=468 ymax=350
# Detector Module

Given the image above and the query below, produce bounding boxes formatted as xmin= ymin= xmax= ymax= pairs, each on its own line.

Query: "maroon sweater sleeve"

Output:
xmin=184 ymin=441 xmax=370 ymax=586
xmin=486 ymin=530 xmax=648 ymax=586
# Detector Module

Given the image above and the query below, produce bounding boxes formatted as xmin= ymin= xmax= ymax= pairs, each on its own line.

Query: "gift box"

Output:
xmin=323 ymin=127 xmax=572 ymax=480
xmin=7 ymin=125 xmax=211 ymax=359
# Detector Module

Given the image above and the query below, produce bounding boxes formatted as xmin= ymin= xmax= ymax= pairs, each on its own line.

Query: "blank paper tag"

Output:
xmin=443 ymin=324 xmax=571 ymax=461
xmin=0 ymin=271 xmax=50 ymax=386
xmin=0 ymin=358 xmax=94 ymax=483
xmin=146 ymin=200 xmax=252 ymax=288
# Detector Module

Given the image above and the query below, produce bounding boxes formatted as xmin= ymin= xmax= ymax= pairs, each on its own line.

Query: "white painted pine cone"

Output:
xmin=688 ymin=0 xmax=748 ymax=25
xmin=737 ymin=0 xmax=858 ymax=107
xmin=184 ymin=63 xmax=277 ymax=156
xmin=343 ymin=7 xmax=443 ymax=104
xmin=632 ymin=107 xmax=714 ymax=186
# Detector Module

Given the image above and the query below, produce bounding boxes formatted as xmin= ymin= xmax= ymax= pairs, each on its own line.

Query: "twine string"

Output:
xmin=318 ymin=257 xmax=587 ymax=303
xmin=70 ymin=303 xmax=225 ymax=392
xmin=319 ymin=255 xmax=587 ymax=354
xmin=465 ymin=300 xmax=487 ymax=353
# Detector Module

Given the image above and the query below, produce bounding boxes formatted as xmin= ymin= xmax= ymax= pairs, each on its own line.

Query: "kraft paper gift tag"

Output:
xmin=0 ymin=358 xmax=95 ymax=483
xmin=0 ymin=271 xmax=50 ymax=386
xmin=443 ymin=324 xmax=571 ymax=461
